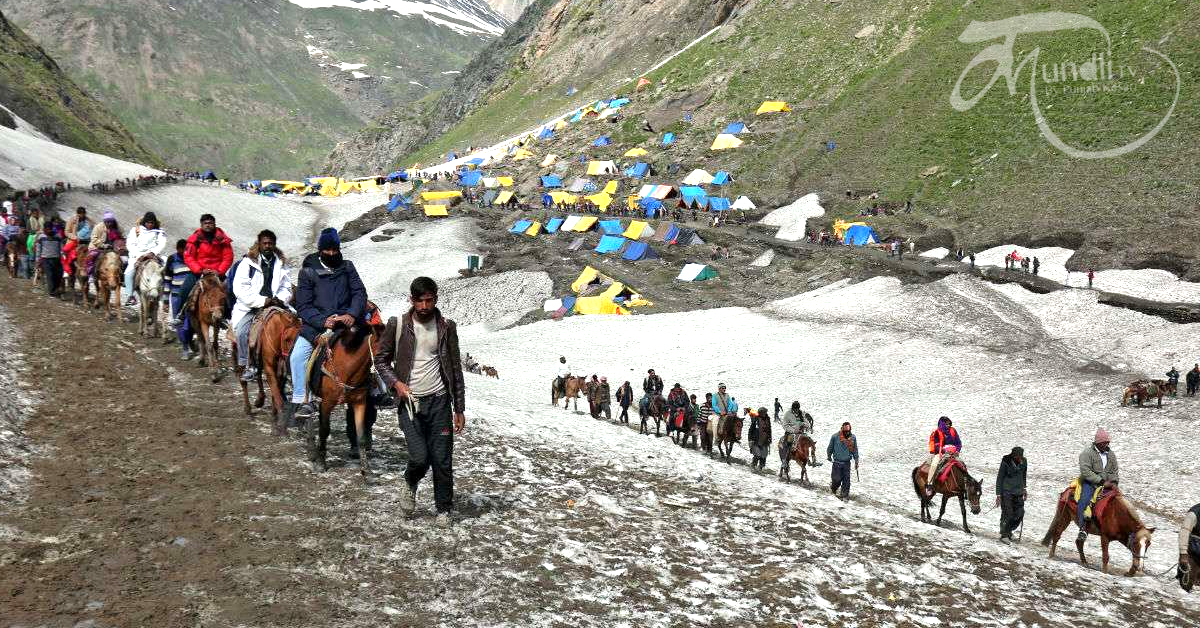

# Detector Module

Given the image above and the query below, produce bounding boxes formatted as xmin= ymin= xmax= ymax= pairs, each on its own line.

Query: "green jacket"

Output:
xmin=1079 ymin=445 xmax=1119 ymax=485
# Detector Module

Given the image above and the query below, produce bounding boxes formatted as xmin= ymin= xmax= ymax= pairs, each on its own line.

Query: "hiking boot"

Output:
xmin=292 ymin=403 xmax=316 ymax=420
xmin=398 ymin=484 xmax=416 ymax=518
xmin=435 ymin=512 xmax=453 ymax=529
xmin=124 ymin=296 xmax=137 ymax=306
xmin=239 ymin=366 xmax=258 ymax=382
xmin=181 ymin=347 xmax=195 ymax=361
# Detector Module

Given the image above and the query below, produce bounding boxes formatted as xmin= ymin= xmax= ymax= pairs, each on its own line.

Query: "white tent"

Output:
xmin=731 ymin=195 xmax=757 ymax=210
xmin=483 ymin=177 xmax=500 ymax=188
xmin=561 ymin=215 xmax=582 ymax=232
xmin=682 ymin=169 xmax=715 ymax=185
xmin=677 ymin=263 xmax=718 ymax=282
xmin=543 ymin=298 xmax=563 ymax=312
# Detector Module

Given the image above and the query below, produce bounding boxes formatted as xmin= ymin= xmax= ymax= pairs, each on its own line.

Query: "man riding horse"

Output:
xmin=290 ymin=228 xmax=367 ymax=421
xmin=176 ymin=214 xmax=234 ymax=357
xmin=232 ymin=230 xmax=292 ymax=383
xmin=779 ymin=401 xmax=815 ymax=478
xmin=925 ymin=416 xmax=962 ymax=497
xmin=1179 ymin=502 xmax=1200 ymax=592
xmin=1077 ymin=428 xmax=1118 ymax=544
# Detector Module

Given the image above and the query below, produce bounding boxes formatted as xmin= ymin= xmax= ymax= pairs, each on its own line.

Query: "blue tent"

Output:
xmin=708 ymin=197 xmax=731 ymax=211
xmin=570 ymin=110 xmax=585 ymax=123
xmin=385 ymin=171 xmax=408 ymax=182
xmin=566 ymin=86 xmax=577 ymax=96
xmin=446 ymin=152 xmax=457 ymax=160
xmin=844 ymin=225 xmax=880 ymax=246
xmin=510 ymin=220 xmax=533 ymax=234
xmin=659 ymin=224 xmax=680 ymax=243
xmin=625 ymin=162 xmax=649 ymax=178
xmin=459 ymin=171 xmax=482 ymax=186
xmin=386 ymin=194 xmax=409 ymax=212
xmin=595 ymin=235 xmax=627 ymax=254
xmin=609 ymin=98 xmax=631 ymax=108
xmin=723 ymin=122 xmax=746 ymax=134
xmin=466 ymin=157 xmax=485 ymax=166
xmin=711 ymin=171 xmax=732 ymax=185
xmin=537 ymin=127 xmax=554 ymax=140
xmin=545 ymin=217 xmax=565 ymax=234
xmin=662 ymin=133 xmax=675 ymax=146
xmin=561 ymin=295 xmax=577 ymax=312
xmin=541 ymin=175 xmax=563 ymax=188
xmin=593 ymin=135 xmax=612 ymax=147
xmin=679 ymin=186 xmax=707 ymax=208
xmin=598 ymin=219 xmax=624 ymax=235
xmin=201 ymin=170 xmax=217 ymax=180
xmin=622 ymin=241 xmax=660 ymax=261
xmin=639 ymin=197 xmax=664 ymax=218
xmin=679 ymin=185 xmax=705 ymax=197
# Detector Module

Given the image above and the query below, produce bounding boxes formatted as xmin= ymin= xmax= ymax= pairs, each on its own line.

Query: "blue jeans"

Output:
xmin=170 ymin=292 xmax=191 ymax=345
xmin=1077 ymin=482 xmax=1098 ymax=528
xmin=124 ymin=262 xmax=136 ymax=294
xmin=831 ymin=460 xmax=851 ymax=497
xmin=290 ymin=335 xmax=314 ymax=403
xmin=234 ymin=313 xmax=255 ymax=367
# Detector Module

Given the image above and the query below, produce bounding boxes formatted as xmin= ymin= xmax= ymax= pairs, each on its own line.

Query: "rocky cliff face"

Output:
xmin=484 ymin=0 xmax=535 ymax=21
xmin=0 ymin=8 xmax=158 ymax=172
xmin=0 ymin=0 xmax=508 ymax=179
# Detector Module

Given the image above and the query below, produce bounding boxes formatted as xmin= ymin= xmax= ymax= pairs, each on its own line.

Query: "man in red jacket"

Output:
xmin=176 ymin=213 xmax=233 ymax=359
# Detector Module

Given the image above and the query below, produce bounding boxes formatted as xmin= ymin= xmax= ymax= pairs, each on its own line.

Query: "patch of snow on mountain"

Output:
xmin=285 ymin=0 xmax=509 ymax=37
xmin=0 ymin=104 xmax=51 ymax=141
xmin=759 ymin=193 xmax=824 ymax=241
xmin=0 ymin=125 xmax=159 ymax=189
xmin=351 ymin=71 xmax=372 ymax=80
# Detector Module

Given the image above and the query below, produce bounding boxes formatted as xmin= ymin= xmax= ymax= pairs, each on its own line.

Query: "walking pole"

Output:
xmin=855 ymin=464 xmax=860 ymax=482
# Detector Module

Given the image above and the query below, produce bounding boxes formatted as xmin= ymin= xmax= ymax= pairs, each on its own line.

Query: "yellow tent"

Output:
xmin=524 ymin=221 xmax=542 ymax=236
xmin=602 ymin=181 xmax=618 ymax=195
xmin=549 ymin=191 xmax=578 ymax=205
xmin=625 ymin=194 xmax=640 ymax=210
xmin=421 ymin=190 xmax=463 ymax=202
xmin=623 ymin=220 xmax=652 ymax=239
xmin=554 ymin=120 xmax=567 ymax=130
xmin=513 ymin=148 xmax=534 ymax=161
xmin=540 ymin=154 xmax=558 ymax=167
xmin=424 ymin=204 xmax=449 ymax=217
xmin=711 ymin=134 xmax=744 ymax=150
xmin=586 ymin=192 xmax=613 ymax=210
xmin=494 ymin=190 xmax=514 ymax=205
xmin=756 ymin=101 xmax=792 ymax=115
xmin=586 ymin=160 xmax=618 ymax=176
xmin=574 ymin=295 xmax=629 ymax=316
xmin=497 ymin=176 xmax=514 ymax=187
xmin=571 ymin=266 xmax=611 ymax=293
xmin=832 ymin=219 xmax=868 ymax=239
xmin=624 ymin=147 xmax=648 ymax=157
xmin=573 ymin=216 xmax=598 ymax=232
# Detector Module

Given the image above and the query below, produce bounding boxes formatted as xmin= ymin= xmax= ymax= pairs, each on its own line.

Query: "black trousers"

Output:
xmin=398 ymin=392 xmax=454 ymax=513
xmin=1000 ymin=493 xmax=1025 ymax=538
xmin=40 ymin=258 xmax=62 ymax=295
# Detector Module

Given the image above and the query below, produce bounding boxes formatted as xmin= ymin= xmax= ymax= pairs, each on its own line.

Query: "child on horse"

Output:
xmin=925 ymin=416 xmax=962 ymax=496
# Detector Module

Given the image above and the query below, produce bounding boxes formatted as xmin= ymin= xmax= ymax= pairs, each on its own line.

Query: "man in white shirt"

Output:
xmin=232 ymin=230 xmax=292 ymax=381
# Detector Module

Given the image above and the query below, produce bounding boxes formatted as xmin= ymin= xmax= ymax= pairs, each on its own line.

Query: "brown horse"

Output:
xmin=1041 ymin=486 xmax=1154 ymax=575
xmin=230 ymin=332 xmax=266 ymax=418
xmin=1121 ymin=380 xmax=1163 ymax=407
xmin=711 ymin=414 xmax=742 ymax=462
xmin=639 ymin=393 xmax=667 ymax=436
xmin=778 ymin=435 xmax=814 ymax=484
xmin=257 ymin=308 xmax=301 ymax=435
xmin=552 ymin=375 xmax=586 ymax=411
xmin=94 ymin=250 xmax=123 ymax=321
xmin=307 ymin=322 xmax=381 ymax=478
xmin=482 ymin=365 xmax=499 ymax=379
xmin=3 ymin=239 xmax=19 ymax=278
xmin=911 ymin=459 xmax=983 ymax=533
xmin=69 ymin=245 xmax=91 ymax=305
xmin=187 ymin=271 xmax=227 ymax=383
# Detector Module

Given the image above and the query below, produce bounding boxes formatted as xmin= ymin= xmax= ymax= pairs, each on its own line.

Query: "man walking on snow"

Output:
xmin=827 ymin=422 xmax=858 ymax=499
xmin=374 ymin=276 xmax=466 ymax=527
xmin=995 ymin=446 xmax=1027 ymax=543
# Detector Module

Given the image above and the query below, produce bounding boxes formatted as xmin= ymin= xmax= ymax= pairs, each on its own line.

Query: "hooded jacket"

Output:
xmin=294 ymin=252 xmax=367 ymax=343
xmin=373 ymin=308 xmax=466 ymax=413
xmin=184 ymin=227 xmax=234 ymax=275
xmin=125 ymin=224 xmax=168 ymax=261
xmin=928 ymin=419 xmax=962 ymax=454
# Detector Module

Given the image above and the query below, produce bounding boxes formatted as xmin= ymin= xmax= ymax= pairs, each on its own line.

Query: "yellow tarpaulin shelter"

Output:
xmin=602 ymin=181 xmax=618 ymax=195
xmin=586 ymin=160 xmax=618 ymax=176
xmin=554 ymin=120 xmax=567 ymax=130
xmin=494 ymin=190 xmax=514 ymax=205
xmin=832 ymin=219 xmax=868 ymax=240
xmin=421 ymin=190 xmax=463 ymax=202
xmin=424 ymin=204 xmax=449 ymax=217
xmin=586 ymin=192 xmax=613 ymax=210
xmin=624 ymin=147 xmax=648 ymax=157
xmin=524 ymin=221 xmax=542 ymax=236
xmin=571 ymin=266 xmax=611 ymax=293
xmin=756 ymin=101 xmax=792 ymax=115
xmin=623 ymin=220 xmax=652 ymax=240
xmin=625 ymin=194 xmax=640 ymax=210
xmin=513 ymin=148 xmax=534 ymax=161
xmin=711 ymin=134 xmax=744 ymax=150
xmin=573 ymin=216 xmax=598 ymax=232
xmin=540 ymin=154 xmax=558 ymax=167
xmin=574 ymin=294 xmax=629 ymax=316
xmin=497 ymin=176 xmax=514 ymax=187
xmin=549 ymin=191 xmax=578 ymax=205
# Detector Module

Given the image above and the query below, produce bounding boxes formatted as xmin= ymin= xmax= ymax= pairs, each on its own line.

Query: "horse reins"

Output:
xmin=321 ymin=327 xmax=371 ymax=406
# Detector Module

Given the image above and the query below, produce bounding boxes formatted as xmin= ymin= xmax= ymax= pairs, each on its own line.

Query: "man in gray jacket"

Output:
xmin=1077 ymin=428 xmax=1118 ymax=543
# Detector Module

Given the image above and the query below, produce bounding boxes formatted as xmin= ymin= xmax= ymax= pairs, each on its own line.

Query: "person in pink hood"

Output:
xmin=1076 ymin=427 xmax=1119 ymax=543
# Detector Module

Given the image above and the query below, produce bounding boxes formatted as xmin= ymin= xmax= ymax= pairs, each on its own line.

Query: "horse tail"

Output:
xmin=1041 ymin=498 xmax=1068 ymax=546
xmin=911 ymin=467 xmax=925 ymax=500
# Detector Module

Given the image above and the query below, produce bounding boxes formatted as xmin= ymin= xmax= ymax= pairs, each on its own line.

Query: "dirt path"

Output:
xmin=1 ymin=275 xmax=1197 ymax=627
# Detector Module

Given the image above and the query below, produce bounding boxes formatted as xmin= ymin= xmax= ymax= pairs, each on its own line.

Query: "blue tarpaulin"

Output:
xmin=711 ymin=171 xmax=731 ymax=185
xmin=723 ymin=122 xmax=746 ymax=134
xmin=545 ymin=217 xmax=564 ymax=233
xmin=386 ymin=194 xmax=408 ymax=212
xmin=660 ymin=224 xmax=680 ymax=243
xmin=622 ymin=241 xmax=659 ymax=261
xmin=708 ymin=197 xmax=731 ymax=211
xmin=844 ymin=225 xmax=879 ymax=246
xmin=595 ymin=235 xmax=627 ymax=254
xmin=537 ymin=127 xmax=554 ymax=140
xmin=510 ymin=220 xmax=532 ymax=234
xmin=625 ymin=162 xmax=649 ymax=178
xmin=386 ymin=171 xmax=408 ymax=182
xmin=459 ymin=171 xmax=482 ymax=186
xmin=467 ymin=157 xmax=485 ymax=166
xmin=541 ymin=176 xmax=563 ymax=188
xmin=593 ymin=135 xmax=612 ymax=147
xmin=598 ymin=220 xmax=624 ymax=235
xmin=662 ymin=133 xmax=675 ymax=146
xmin=609 ymin=98 xmax=631 ymax=108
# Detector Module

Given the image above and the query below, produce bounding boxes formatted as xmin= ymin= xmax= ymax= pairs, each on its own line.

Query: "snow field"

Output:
xmin=758 ymin=193 xmax=825 ymax=241
xmin=0 ymin=123 xmax=160 ymax=190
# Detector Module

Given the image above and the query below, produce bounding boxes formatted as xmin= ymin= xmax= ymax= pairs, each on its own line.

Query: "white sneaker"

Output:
xmin=435 ymin=512 xmax=452 ymax=528
xmin=398 ymin=485 xmax=416 ymax=517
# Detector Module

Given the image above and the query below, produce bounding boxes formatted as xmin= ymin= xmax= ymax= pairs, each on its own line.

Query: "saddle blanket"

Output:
xmin=1064 ymin=478 xmax=1116 ymax=521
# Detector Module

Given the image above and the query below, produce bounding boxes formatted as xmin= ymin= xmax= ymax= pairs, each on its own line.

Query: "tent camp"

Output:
xmin=711 ymin=134 xmax=744 ymax=150
xmin=731 ymin=195 xmax=756 ymax=210
xmin=678 ymin=186 xmax=708 ymax=209
xmin=843 ymin=224 xmax=879 ymax=246
xmin=624 ymin=147 xmax=648 ymax=157
xmin=494 ymin=190 xmax=516 ymax=206
xmin=682 ymin=169 xmax=715 ymax=185
xmin=421 ymin=190 xmax=462 ymax=202
xmin=723 ymin=122 xmax=747 ymax=134
xmin=510 ymin=220 xmax=533 ymax=234
xmin=540 ymin=155 xmax=558 ymax=167
xmin=586 ymin=160 xmax=619 ymax=176
xmin=593 ymin=136 xmax=612 ymax=147
xmin=677 ymin=263 xmax=718 ymax=281
xmin=623 ymin=220 xmax=654 ymax=240
xmin=625 ymin=162 xmax=649 ymax=178
xmin=561 ymin=215 xmax=582 ymax=231
xmin=586 ymin=192 xmax=614 ymax=211
xmin=548 ymin=191 xmax=578 ymax=205
xmin=637 ymin=184 xmax=677 ymax=200
xmin=424 ymin=204 xmax=449 ymax=217
xmin=595 ymin=235 xmax=627 ymax=254
xmin=525 ymin=221 xmax=542 ymax=237
xmin=622 ymin=241 xmax=659 ymax=261
xmin=832 ymin=219 xmax=869 ymax=240
xmin=638 ymin=197 xmax=664 ymax=217
xmin=541 ymin=175 xmax=563 ymax=188
xmin=711 ymin=171 xmax=732 ymax=185
xmin=545 ymin=217 xmax=565 ymax=234
xmin=756 ymin=101 xmax=791 ymax=114
xmin=572 ymin=216 xmax=598 ymax=232
xmin=598 ymin=219 xmax=624 ymax=235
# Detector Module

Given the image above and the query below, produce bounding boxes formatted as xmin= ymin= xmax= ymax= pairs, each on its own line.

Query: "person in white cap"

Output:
xmin=1076 ymin=427 xmax=1118 ymax=543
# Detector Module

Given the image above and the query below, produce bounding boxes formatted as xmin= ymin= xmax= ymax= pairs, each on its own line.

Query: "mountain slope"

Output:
xmin=0 ymin=7 xmax=158 ymax=183
xmin=483 ymin=0 xmax=534 ymax=21
xmin=1 ymin=0 xmax=509 ymax=179
xmin=334 ymin=0 xmax=1200 ymax=277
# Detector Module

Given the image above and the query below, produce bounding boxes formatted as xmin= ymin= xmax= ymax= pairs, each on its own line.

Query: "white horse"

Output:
xmin=135 ymin=256 xmax=164 ymax=337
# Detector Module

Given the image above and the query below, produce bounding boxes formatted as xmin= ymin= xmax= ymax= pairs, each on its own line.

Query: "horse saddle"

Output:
xmin=1064 ymin=479 xmax=1117 ymax=521
xmin=305 ymin=331 xmax=337 ymax=399
xmin=247 ymin=306 xmax=290 ymax=361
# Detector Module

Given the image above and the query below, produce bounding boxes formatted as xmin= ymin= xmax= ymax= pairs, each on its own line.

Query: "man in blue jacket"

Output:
xmin=290 ymin=228 xmax=368 ymax=420
xmin=827 ymin=421 xmax=859 ymax=499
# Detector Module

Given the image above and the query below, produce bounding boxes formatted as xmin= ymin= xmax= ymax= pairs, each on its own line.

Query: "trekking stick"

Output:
xmin=855 ymin=465 xmax=860 ymax=482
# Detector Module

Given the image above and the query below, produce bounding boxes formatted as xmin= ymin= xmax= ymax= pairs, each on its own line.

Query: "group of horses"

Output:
xmin=1121 ymin=378 xmax=1173 ymax=407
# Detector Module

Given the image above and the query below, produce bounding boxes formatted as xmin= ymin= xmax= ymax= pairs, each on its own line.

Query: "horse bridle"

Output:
xmin=321 ymin=326 xmax=371 ymax=405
